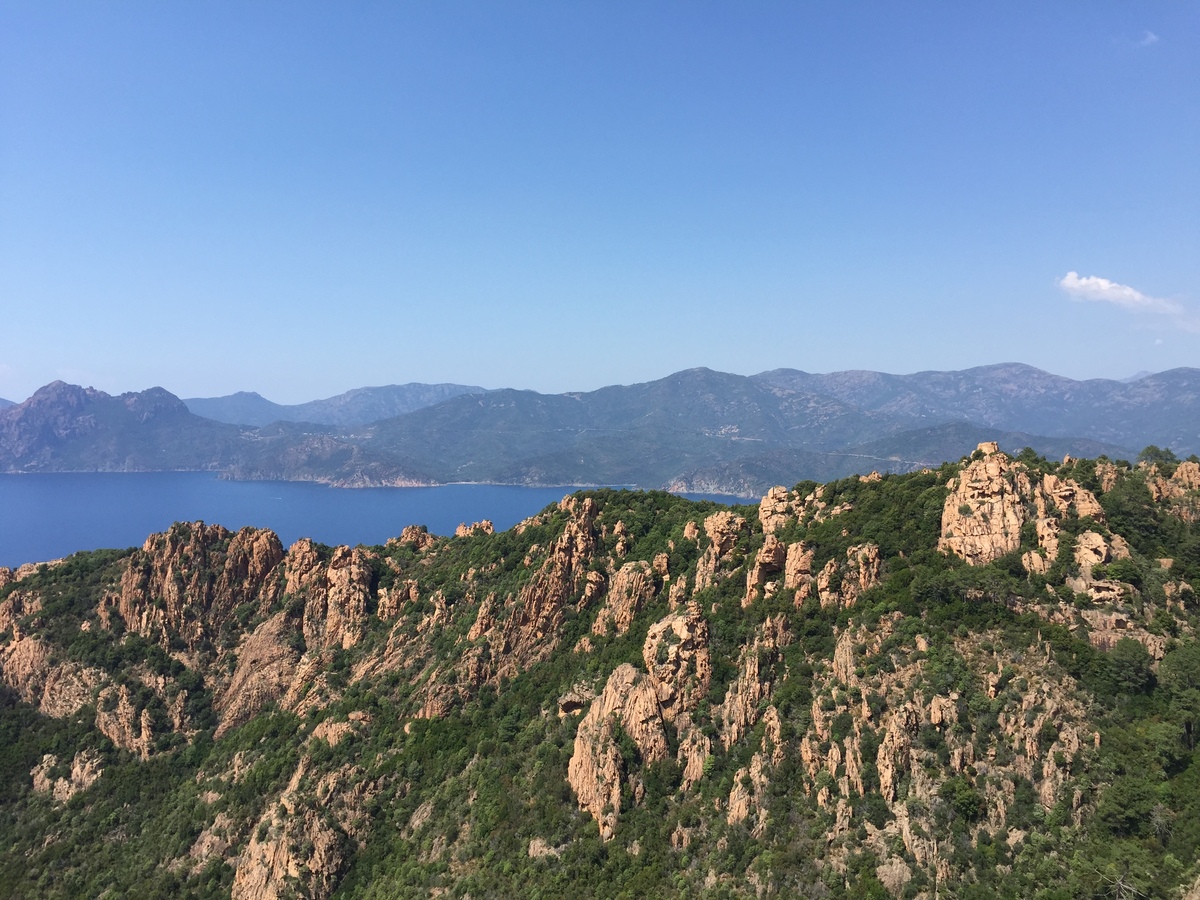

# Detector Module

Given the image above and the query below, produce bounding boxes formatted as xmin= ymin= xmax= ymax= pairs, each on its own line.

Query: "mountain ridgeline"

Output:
xmin=3 ymin=446 xmax=1200 ymax=897
xmin=183 ymin=383 xmax=489 ymax=429
xmin=2 ymin=365 xmax=1199 ymax=495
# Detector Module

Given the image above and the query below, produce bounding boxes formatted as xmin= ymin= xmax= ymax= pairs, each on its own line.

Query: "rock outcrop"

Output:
xmin=215 ymin=613 xmax=303 ymax=738
xmin=567 ymin=664 xmax=670 ymax=841
xmin=743 ymin=535 xmax=786 ymax=606
xmin=939 ymin=444 xmax=1032 ymax=565
xmin=492 ymin=496 xmax=598 ymax=680
xmin=593 ymin=560 xmax=657 ymax=637
xmin=643 ymin=602 xmax=710 ymax=718
xmin=941 ymin=444 xmax=1108 ymax=575
xmin=390 ymin=524 xmax=437 ymax=552
xmin=95 ymin=683 xmax=158 ymax=759
xmin=816 ymin=543 xmax=882 ymax=608
xmin=759 ymin=486 xmax=794 ymax=535
xmin=224 ymin=711 xmax=378 ymax=900
xmin=455 ymin=520 xmax=494 ymax=538
xmin=1147 ymin=461 xmax=1200 ymax=521
xmin=232 ymin=757 xmax=369 ymax=900
xmin=693 ymin=511 xmax=747 ymax=594
xmin=285 ymin=540 xmax=373 ymax=653
xmin=4 ymin=460 xmax=1197 ymax=897
xmin=0 ymin=634 xmax=103 ymax=717
xmin=569 ymin=601 xmax=715 ymax=837
xmin=718 ymin=616 xmax=790 ymax=750
xmin=795 ymin=616 xmax=1093 ymax=882
xmin=104 ymin=522 xmax=284 ymax=652
xmin=784 ymin=542 xmax=815 ymax=596
xmin=30 ymin=750 xmax=103 ymax=803
xmin=726 ymin=705 xmax=783 ymax=834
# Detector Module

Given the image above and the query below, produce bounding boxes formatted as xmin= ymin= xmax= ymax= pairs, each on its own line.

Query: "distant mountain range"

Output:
xmin=0 ymin=398 xmax=14 ymax=410
xmin=1 ymin=364 xmax=1196 ymax=495
xmin=183 ymin=382 xmax=488 ymax=428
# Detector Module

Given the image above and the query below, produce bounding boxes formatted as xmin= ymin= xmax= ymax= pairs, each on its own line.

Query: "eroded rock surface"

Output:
xmin=567 ymin=664 xmax=670 ymax=841
xmin=106 ymin=522 xmax=284 ymax=651
xmin=693 ymin=511 xmax=747 ymax=594
xmin=939 ymin=444 xmax=1031 ymax=565
xmin=216 ymin=613 xmax=302 ymax=738
xmin=593 ymin=560 xmax=657 ymax=637
xmin=744 ymin=535 xmax=787 ymax=606
xmin=30 ymin=750 xmax=103 ymax=803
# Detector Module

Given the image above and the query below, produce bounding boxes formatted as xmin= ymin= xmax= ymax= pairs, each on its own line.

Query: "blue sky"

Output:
xmin=1 ymin=2 xmax=1196 ymax=403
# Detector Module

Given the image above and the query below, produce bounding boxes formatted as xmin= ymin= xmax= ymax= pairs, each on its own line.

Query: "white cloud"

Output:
xmin=1138 ymin=31 xmax=1159 ymax=47
xmin=1057 ymin=271 xmax=1182 ymax=315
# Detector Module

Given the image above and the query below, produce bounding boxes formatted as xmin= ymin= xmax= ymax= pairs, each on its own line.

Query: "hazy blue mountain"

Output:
xmin=751 ymin=363 xmax=1200 ymax=451
xmin=180 ymin=391 xmax=284 ymax=427
xmin=0 ymin=398 xmax=14 ymax=410
xmin=0 ymin=381 xmax=246 ymax=473
xmin=184 ymin=382 xmax=488 ymax=428
xmin=3 ymin=365 xmax=1193 ymax=494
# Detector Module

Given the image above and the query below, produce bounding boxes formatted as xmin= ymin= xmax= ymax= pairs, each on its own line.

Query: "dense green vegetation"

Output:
xmin=2 ymin=451 xmax=1200 ymax=897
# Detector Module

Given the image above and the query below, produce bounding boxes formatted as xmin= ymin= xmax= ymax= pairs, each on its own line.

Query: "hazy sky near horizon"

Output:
xmin=1 ymin=3 xmax=1197 ymax=404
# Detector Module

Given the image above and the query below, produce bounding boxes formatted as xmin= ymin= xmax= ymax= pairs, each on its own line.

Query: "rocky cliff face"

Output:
xmin=592 ymin=560 xmax=657 ymax=637
xmin=105 ymin=523 xmax=285 ymax=655
xmin=30 ymin=750 xmax=103 ymax=803
xmin=939 ymin=443 xmax=1109 ymax=572
xmin=939 ymin=443 xmax=1189 ymax=663
xmin=938 ymin=442 xmax=1033 ymax=565
xmin=567 ymin=663 xmax=671 ymax=841
xmin=567 ymin=598 xmax=715 ymax=840
xmin=3 ymin=453 xmax=1200 ymax=899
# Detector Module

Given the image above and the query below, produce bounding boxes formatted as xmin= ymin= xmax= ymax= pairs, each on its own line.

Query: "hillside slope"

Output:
xmin=3 ymin=446 xmax=1200 ymax=897
xmin=3 ymin=370 xmax=1139 ymax=493
xmin=184 ymin=383 xmax=488 ymax=428
xmin=753 ymin=364 xmax=1200 ymax=451
xmin=0 ymin=381 xmax=247 ymax=472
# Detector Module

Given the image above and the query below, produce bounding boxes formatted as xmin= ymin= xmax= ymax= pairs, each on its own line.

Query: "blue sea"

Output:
xmin=0 ymin=473 xmax=743 ymax=568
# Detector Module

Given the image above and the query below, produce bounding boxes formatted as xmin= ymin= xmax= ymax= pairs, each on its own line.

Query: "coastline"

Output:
xmin=3 ymin=467 xmax=760 ymax=499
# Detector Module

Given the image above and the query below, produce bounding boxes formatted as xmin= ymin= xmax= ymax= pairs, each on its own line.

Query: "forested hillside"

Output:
xmin=3 ymin=444 xmax=1200 ymax=898
xmin=8 ymin=366 xmax=1196 ymax=494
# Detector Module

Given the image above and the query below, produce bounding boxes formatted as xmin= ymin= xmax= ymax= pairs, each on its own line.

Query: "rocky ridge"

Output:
xmin=2 ymin=450 xmax=1200 ymax=898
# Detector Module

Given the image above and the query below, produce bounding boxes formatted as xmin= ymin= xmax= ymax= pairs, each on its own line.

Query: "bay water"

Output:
xmin=0 ymin=473 xmax=742 ymax=568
